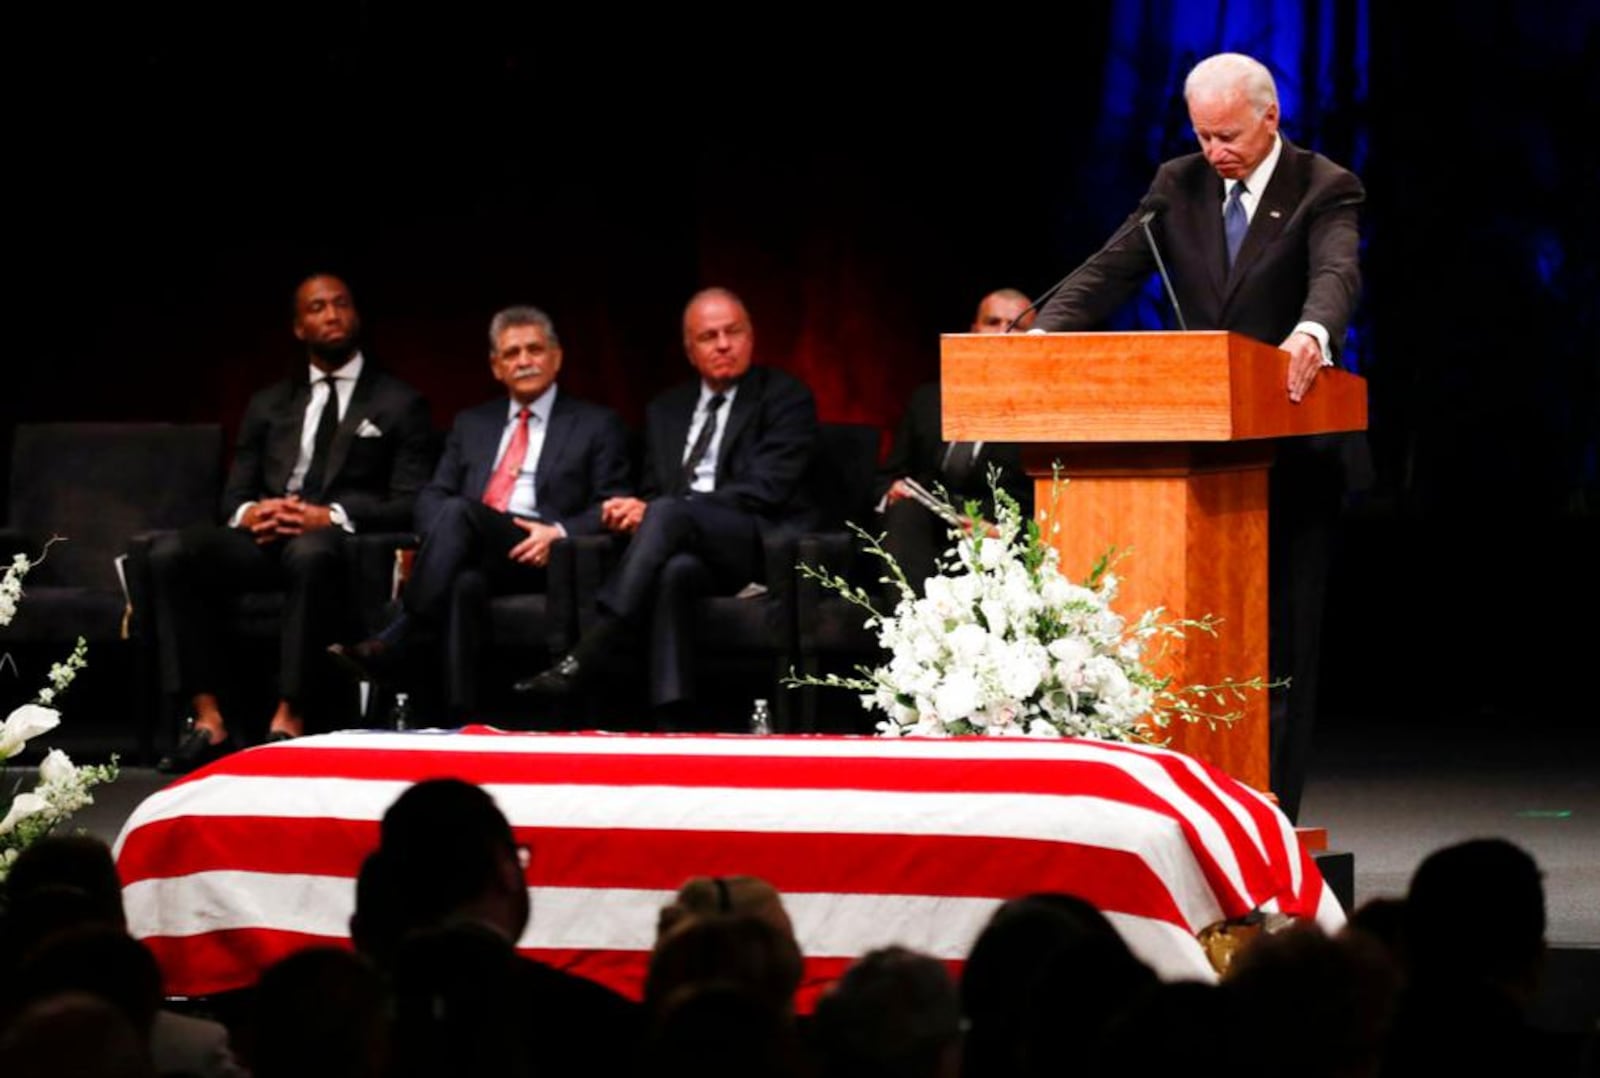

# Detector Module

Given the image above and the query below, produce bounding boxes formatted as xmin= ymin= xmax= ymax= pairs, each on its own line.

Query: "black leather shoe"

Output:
xmin=512 ymin=654 xmax=585 ymax=696
xmin=264 ymin=730 xmax=297 ymax=744
xmin=328 ymin=639 xmax=395 ymax=683
xmin=157 ymin=725 xmax=237 ymax=775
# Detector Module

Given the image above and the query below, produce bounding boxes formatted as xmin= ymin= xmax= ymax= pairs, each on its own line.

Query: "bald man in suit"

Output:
xmin=877 ymin=289 xmax=1037 ymax=598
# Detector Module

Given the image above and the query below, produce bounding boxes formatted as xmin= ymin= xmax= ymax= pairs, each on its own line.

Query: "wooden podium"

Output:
xmin=941 ymin=331 xmax=1367 ymax=792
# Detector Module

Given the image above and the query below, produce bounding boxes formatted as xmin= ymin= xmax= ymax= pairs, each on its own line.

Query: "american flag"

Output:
xmin=115 ymin=728 xmax=1340 ymax=1008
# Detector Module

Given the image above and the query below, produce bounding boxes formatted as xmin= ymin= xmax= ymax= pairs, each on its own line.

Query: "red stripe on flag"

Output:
xmin=144 ymin=929 xmax=350 ymax=999
xmin=121 ymin=819 xmax=1188 ymax=927
xmin=119 ymin=816 xmax=379 ymax=884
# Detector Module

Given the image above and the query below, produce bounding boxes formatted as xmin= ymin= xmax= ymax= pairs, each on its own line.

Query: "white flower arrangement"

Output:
xmin=0 ymin=547 xmax=117 ymax=882
xmin=790 ymin=472 xmax=1265 ymax=742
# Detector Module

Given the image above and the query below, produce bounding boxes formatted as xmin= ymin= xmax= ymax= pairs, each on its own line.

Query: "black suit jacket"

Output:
xmin=222 ymin=362 xmax=434 ymax=532
xmin=415 ymin=390 xmax=632 ymax=536
xmin=640 ymin=365 xmax=821 ymax=532
xmin=1036 ymin=137 xmax=1364 ymax=356
xmin=877 ymin=382 xmax=1034 ymax=518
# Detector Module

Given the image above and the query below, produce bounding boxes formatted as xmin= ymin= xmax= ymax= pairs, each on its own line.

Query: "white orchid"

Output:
xmin=788 ymin=470 xmax=1262 ymax=742
xmin=0 ymin=554 xmax=30 ymax=629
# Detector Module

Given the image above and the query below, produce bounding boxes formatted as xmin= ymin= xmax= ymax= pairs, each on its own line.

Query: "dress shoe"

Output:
xmin=327 ymin=638 xmax=397 ymax=683
xmin=512 ymin=654 xmax=586 ymax=696
xmin=264 ymin=729 xmax=298 ymax=744
xmin=157 ymin=724 xmax=237 ymax=775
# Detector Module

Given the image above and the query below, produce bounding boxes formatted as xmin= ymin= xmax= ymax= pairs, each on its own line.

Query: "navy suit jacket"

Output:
xmin=1035 ymin=137 xmax=1369 ymax=488
xmin=639 ymin=365 xmax=821 ymax=533
xmin=222 ymin=362 xmax=434 ymax=532
xmin=415 ymin=390 xmax=631 ymax=537
xmin=1036 ymin=137 xmax=1364 ymax=357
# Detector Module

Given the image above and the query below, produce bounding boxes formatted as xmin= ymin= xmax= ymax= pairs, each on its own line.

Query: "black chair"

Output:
xmin=0 ymin=423 xmax=224 ymax=762
xmin=792 ymin=427 xmax=888 ymax=732
xmin=560 ymin=421 xmax=881 ymax=732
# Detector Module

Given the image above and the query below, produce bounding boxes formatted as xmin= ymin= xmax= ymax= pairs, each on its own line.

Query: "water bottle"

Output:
xmin=749 ymin=698 xmax=772 ymax=736
xmin=390 ymin=692 xmax=412 ymax=732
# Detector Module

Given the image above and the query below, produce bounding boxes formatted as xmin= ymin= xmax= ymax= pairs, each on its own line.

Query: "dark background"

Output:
xmin=5 ymin=3 xmax=1597 ymax=733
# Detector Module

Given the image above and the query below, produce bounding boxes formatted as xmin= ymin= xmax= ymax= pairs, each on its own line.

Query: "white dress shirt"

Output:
xmin=683 ymin=382 xmax=739 ymax=493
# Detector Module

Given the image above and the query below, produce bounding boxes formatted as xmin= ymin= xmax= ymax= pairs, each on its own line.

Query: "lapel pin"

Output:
xmin=1269 ymin=209 xmax=1283 ymax=219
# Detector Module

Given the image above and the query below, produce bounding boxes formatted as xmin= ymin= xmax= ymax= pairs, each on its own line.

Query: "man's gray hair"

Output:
xmin=1185 ymin=52 xmax=1279 ymax=115
xmin=488 ymin=305 xmax=559 ymax=352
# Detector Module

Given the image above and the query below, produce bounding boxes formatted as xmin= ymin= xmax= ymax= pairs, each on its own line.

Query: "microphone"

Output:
xmin=1007 ymin=194 xmax=1170 ymax=332
xmin=1140 ymin=204 xmax=1187 ymax=330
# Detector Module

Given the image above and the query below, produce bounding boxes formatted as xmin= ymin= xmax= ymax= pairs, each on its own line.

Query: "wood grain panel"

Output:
xmin=943 ymin=332 xmax=1366 ymax=444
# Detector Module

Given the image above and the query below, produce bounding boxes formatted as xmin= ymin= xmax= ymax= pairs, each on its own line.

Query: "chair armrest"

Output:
xmin=123 ymin=530 xmax=178 ymax=642
xmin=756 ymin=529 xmax=802 ymax=607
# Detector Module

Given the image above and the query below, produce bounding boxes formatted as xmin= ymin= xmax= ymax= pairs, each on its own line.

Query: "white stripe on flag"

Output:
xmin=123 ymin=873 xmax=1218 ymax=984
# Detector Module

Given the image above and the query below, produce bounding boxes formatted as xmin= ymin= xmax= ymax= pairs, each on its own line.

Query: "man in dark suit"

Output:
xmin=329 ymin=305 xmax=630 ymax=693
xmin=878 ymin=289 xmax=1037 ymax=598
xmin=152 ymin=273 xmax=433 ymax=772
xmin=1032 ymin=53 xmax=1366 ymax=821
xmin=515 ymin=287 xmax=819 ymax=717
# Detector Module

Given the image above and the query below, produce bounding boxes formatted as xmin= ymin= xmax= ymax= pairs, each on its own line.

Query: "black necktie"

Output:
xmin=680 ymin=394 xmax=726 ymax=490
xmin=301 ymin=375 xmax=341 ymax=500
xmin=942 ymin=441 xmax=980 ymax=492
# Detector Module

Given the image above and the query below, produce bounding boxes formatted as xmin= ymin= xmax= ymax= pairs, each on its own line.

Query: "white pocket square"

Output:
xmin=355 ymin=419 xmax=384 ymax=438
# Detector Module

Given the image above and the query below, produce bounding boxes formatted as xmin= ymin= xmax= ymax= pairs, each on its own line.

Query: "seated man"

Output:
xmin=514 ymin=287 xmax=820 ymax=719
xmin=877 ymin=289 xmax=1035 ymax=597
xmin=329 ymin=305 xmax=630 ymax=694
xmin=152 ymin=273 xmax=433 ymax=772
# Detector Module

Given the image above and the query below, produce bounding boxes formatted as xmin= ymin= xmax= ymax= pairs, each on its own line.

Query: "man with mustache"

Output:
xmin=330 ymin=305 xmax=629 ymax=705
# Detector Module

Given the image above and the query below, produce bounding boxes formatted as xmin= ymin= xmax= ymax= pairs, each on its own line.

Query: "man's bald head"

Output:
xmin=972 ymin=289 xmax=1034 ymax=333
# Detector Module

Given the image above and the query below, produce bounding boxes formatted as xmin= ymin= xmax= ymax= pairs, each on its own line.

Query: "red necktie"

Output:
xmin=482 ymin=407 xmax=531 ymax=513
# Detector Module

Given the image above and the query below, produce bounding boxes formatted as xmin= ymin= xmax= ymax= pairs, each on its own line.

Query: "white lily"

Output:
xmin=38 ymin=748 xmax=77 ymax=785
xmin=0 ymin=705 xmax=61 ymax=760
xmin=0 ymin=792 xmax=49 ymax=836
